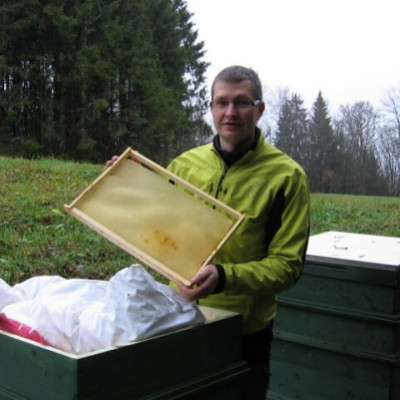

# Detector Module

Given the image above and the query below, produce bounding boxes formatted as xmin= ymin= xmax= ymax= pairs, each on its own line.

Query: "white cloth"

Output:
xmin=0 ymin=265 xmax=204 ymax=354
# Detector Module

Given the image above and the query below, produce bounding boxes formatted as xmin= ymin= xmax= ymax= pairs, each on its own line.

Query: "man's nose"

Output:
xmin=225 ymin=102 xmax=238 ymax=115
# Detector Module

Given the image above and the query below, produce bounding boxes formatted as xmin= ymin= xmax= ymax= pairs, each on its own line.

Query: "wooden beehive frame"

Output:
xmin=64 ymin=147 xmax=244 ymax=286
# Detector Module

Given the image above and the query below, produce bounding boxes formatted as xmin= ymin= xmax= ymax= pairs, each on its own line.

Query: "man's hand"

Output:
xmin=103 ymin=155 xmax=119 ymax=171
xmin=179 ymin=264 xmax=219 ymax=301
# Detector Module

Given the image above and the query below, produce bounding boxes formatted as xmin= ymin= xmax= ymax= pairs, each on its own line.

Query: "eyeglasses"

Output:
xmin=210 ymin=99 xmax=261 ymax=111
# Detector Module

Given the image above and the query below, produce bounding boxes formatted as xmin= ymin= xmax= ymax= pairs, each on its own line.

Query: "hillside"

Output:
xmin=1 ymin=156 xmax=399 ymax=285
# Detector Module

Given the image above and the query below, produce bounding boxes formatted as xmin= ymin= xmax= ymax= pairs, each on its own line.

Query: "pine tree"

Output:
xmin=275 ymin=93 xmax=309 ymax=168
xmin=308 ymin=92 xmax=337 ymax=192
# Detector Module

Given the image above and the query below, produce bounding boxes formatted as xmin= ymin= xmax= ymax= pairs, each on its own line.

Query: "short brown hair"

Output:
xmin=211 ymin=65 xmax=263 ymax=100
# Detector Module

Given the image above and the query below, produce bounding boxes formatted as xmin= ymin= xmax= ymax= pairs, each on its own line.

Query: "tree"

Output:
xmin=307 ymin=92 xmax=337 ymax=192
xmin=331 ymin=118 xmax=351 ymax=193
xmin=336 ymin=102 xmax=385 ymax=194
xmin=0 ymin=0 xmax=54 ymax=155
xmin=162 ymin=0 xmax=212 ymax=162
xmin=260 ymin=85 xmax=290 ymax=143
xmin=275 ymin=93 xmax=309 ymax=168
xmin=377 ymin=87 xmax=400 ymax=195
xmin=382 ymin=86 xmax=400 ymax=140
xmin=377 ymin=126 xmax=400 ymax=196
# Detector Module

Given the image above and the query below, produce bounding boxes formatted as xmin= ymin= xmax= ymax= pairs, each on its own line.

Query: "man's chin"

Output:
xmin=219 ymin=130 xmax=243 ymax=140
xmin=218 ymin=132 xmax=249 ymax=150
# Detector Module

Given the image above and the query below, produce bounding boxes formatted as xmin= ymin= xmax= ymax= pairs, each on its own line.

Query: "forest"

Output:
xmin=263 ymin=90 xmax=400 ymax=196
xmin=0 ymin=0 xmax=211 ymax=166
xmin=1 ymin=0 xmax=399 ymax=196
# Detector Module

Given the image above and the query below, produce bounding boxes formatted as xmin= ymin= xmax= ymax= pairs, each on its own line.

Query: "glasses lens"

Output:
xmin=212 ymin=100 xmax=257 ymax=110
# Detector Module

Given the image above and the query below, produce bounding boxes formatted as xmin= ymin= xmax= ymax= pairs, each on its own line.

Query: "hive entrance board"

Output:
xmin=64 ymin=148 xmax=244 ymax=286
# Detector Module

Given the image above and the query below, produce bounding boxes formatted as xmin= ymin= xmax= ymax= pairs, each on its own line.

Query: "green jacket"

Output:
xmin=168 ymin=134 xmax=310 ymax=335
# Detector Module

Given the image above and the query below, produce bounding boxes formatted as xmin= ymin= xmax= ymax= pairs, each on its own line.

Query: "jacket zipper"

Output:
xmin=215 ymin=165 xmax=228 ymax=199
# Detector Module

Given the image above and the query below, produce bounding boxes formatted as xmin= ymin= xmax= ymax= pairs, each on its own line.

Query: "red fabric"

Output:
xmin=0 ymin=313 xmax=51 ymax=346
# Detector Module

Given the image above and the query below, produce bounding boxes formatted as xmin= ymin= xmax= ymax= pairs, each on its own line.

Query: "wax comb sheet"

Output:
xmin=64 ymin=148 xmax=244 ymax=285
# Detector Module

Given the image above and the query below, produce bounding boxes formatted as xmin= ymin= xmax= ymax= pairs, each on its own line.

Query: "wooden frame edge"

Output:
xmin=64 ymin=147 xmax=245 ymax=286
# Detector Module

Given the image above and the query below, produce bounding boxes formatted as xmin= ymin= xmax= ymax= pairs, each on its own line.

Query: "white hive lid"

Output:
xmin=307 ymin=231 xmax=400 ymax=267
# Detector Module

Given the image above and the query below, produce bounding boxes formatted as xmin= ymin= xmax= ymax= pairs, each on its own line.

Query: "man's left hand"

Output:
xmin=179 ymin=264 xmax=219 ymax=301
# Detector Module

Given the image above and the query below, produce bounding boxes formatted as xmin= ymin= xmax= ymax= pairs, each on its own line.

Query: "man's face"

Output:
xmin=211 ymin=79 xmax=265 ymax=152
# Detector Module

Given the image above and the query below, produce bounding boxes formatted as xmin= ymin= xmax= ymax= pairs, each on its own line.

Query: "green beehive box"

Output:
xmin=0 ymin=307 xmax=248 ymax=400
xmin=269 ymin=231 xmax=400 ymax=400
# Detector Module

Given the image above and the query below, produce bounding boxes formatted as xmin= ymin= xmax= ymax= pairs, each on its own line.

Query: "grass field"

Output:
xmin=1 ymin=155 xmax=399 ymax=285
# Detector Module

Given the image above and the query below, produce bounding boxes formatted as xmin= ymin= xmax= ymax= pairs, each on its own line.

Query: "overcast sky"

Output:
xmin=185 ymin=0 xmax=400 ymax=114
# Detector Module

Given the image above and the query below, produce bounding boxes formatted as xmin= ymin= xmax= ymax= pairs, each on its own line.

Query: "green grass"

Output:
xmin=0 ymin=156 xmax=134 ymax=285
xmin=311 ymin=193 xmax=400 ymax=236
xmin=1 ymin=155 xmax=399 ymax=285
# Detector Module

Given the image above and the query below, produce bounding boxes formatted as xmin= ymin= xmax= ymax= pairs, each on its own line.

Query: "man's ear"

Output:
xmin=257 ymin=101 xmax=266 ymax=120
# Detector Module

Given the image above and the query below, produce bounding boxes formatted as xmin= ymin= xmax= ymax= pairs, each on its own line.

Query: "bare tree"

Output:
xmin=382 ymin=87 xmax=400 ymax=140
xmin=377 ymin=125 xmax=400 ymax=196
xmin=259 ymin=85 xmax=290 ymax=142
xmin=337 ymin=102 xmax=384 ymax=194
xmin=377 ymin=87 xmax=400 ymax=195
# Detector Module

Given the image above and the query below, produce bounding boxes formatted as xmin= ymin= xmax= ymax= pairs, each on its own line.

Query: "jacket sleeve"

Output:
xmin=221 ymin=169 xmax=310 ymax=297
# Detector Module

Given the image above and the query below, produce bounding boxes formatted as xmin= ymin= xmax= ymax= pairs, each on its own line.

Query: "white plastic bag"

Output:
xmin=0 ymin=265 xmax=204 ymax=354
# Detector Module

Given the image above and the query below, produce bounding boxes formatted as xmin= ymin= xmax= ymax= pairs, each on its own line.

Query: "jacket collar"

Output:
xmin=213 ymin=128 xmax=261 ymax=167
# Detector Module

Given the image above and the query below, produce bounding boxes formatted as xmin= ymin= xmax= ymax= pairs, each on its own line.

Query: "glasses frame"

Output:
xmin=210 ymin=99 xmax=261 ymax=111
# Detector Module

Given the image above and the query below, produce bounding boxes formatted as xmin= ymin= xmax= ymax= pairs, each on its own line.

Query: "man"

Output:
xmin=168 ymin=65 xmax=310 ymax=399
xmin=105 ymin=65 xmax=310 ymax=399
